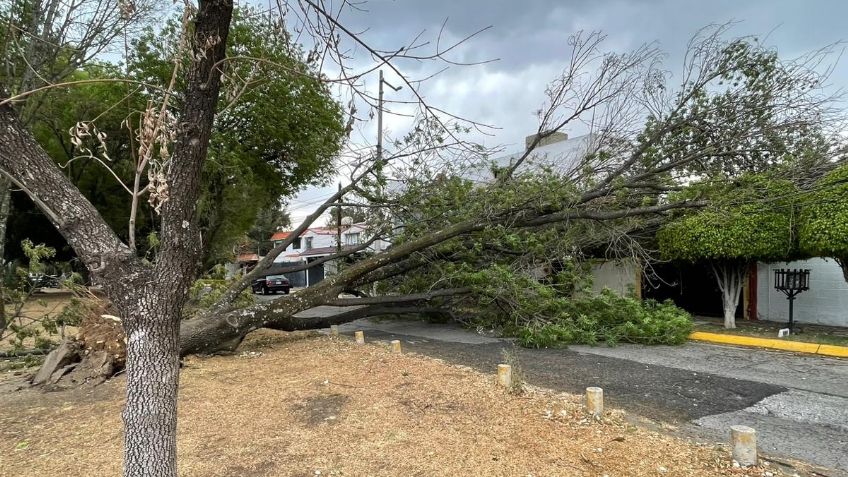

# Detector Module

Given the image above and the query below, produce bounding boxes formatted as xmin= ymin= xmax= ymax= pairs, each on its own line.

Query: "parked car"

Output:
xmin=252 ymin=274 xmax=291 ymax=294
xmin=26 ymin=273 xmax=61 ymax=290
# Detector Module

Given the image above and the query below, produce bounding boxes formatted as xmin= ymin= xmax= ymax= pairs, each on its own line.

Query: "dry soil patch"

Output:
xmin=0 ymin=331 xmax=807 ymax=476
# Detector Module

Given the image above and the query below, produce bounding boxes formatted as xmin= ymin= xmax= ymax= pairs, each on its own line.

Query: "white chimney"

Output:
xmin=525 ymin=131 xmax=568 ymax=150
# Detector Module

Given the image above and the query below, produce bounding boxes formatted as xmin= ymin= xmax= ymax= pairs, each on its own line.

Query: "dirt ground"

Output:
xmin=1 ymin=294 xmax=77 ymax=352
xmin=0 ymin=331 xmax=804 ymax=476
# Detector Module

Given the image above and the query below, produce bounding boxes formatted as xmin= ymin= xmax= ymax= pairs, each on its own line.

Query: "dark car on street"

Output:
xmin=252 ymin=274 xmax=291 ymax=294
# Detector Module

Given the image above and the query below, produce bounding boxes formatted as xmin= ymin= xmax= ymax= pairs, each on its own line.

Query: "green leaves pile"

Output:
xmin=516 ymin=291 xmax=693 ymax=348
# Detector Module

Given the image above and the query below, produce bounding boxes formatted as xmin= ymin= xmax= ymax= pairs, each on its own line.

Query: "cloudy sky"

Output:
xmin=284 ymin=0 xmax=848 ymax=223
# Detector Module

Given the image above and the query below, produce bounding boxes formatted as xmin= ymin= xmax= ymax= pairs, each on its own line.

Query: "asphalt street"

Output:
xmin=328 ymin=317 xmax=848 ymax=475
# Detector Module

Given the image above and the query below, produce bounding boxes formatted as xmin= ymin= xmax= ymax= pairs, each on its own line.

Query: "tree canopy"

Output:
xmin=657 ymin=176 xmax=798 ymax=327
xmin=799 ymin=164 xmax=848 ymax=280
xmin=657 ymin=178 xmax=797 ymax=264
xmin=7 ymin=6 xmax=345 ymax=268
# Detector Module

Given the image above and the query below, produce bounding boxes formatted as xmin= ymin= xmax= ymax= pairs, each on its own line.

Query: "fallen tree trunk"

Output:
xmin=178 ymin=286 xmax=470 ymax=355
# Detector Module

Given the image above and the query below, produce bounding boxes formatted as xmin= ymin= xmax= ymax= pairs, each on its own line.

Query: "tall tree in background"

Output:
xmin=0 ymin=0 xmax=154 ymax=310
xmin=5 ymin=7 xmax=345 ymax=268
xmin=0 ymin=0 xmax=152 ymax=229
xmin=130 ymin=8 xmax=345 ymax=266
xmin=247 ymin=206 xmax=291 ymax=256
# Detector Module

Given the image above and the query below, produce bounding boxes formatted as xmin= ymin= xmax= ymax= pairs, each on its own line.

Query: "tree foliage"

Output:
xmin=657 ymin=178 xmax=797 ymax=264
xmin=8 ymin=6 xmax=345 ymax=267
xmin=799 ymin=164 xmax=848 ymax=280
xmin=657 ymin=176 xmax=798 ymax=328
xmin=130 ymin=7 xmax=345 ymax=266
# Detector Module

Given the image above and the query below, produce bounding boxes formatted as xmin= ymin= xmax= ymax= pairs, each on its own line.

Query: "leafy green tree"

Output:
xmin=658 ymin=176 xmax=797 ymax=328
xmin=130 ymin=7 xmax=345 ymax=267
xmin=11 ymin=6 xmax=345 ymax=268
xmin=799 ymin=164 xmax=848 ymax=282
xmin=246 ymin=207 xmax=291 ymax=256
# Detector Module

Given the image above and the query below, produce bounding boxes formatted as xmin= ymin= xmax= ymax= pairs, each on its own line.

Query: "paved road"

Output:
xmin=332 ymin=318 xmax=848 ymax=474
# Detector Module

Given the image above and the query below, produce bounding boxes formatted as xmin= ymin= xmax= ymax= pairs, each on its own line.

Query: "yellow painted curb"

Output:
xmin=817 ymin=344 xmax=848 ymax=358
xmin=688 ymin=331 xmax=848 ymax=358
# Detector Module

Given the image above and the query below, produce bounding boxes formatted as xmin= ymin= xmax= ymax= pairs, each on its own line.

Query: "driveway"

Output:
xmin=332 ymin=318 xmax=848 ymax=474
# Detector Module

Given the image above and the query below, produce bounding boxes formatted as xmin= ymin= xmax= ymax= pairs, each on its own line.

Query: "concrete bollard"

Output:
xmin=330 ymin=325 xmax=339 ymax=336
xmin=497 ymin=364 xmax=512 ymax=388
xmin=391 ymin=340 xmax=402 ymax=353
xmin=355 ymin=330 xmax=365 ymax=345
xmin=585 ymin=387 xmax=604 ymax=418
xmin=730 ymin=425 xmax=757 ymax=467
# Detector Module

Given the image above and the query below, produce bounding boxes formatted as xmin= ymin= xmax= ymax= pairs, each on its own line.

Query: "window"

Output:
xmin=345 ymin=232 xmax=361 ymax=245
xmin=305 ymin=237 xmax=313 ymax=250
xmin=292 ymin=237 xmax=302 ymax=249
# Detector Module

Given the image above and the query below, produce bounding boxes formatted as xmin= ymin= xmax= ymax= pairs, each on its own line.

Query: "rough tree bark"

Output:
xmin=711 ymin=262 xmax=746 ymax=329
xmin=120 ymin=1 xmax=232 ymax=475
xmin=0 ymin=176 xmax=10 ymax=332
xmin=0 ymin=1 xmax=233 ymax=475
xmin=836 ymin=257 xmax=848 ymax=284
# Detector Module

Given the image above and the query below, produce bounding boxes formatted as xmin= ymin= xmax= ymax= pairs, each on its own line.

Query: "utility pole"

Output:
xmin=376 ymin=69 xmax=402 ymax=162
xmin=336 ymin=182 xmax=342 ymax=255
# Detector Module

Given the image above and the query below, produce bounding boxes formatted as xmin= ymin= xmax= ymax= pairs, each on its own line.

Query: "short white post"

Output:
xmin=354 ymin=330 xmax=365 ymax=345
xmin=497 ymin=364 xmax=512 ymax=388
xmin=390 ymin=340 xmax=402 ymax=353
xmin=730 ymin=425 xmax=757 ymax=467
xmin=330 ymin=325 xmax=339 ymax=336
xmin=585 ymin=387 xmax=604 ymax=418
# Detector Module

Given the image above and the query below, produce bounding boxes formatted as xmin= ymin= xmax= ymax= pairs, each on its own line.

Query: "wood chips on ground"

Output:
xmin=0 ymin=331 xmax=791 ymax=476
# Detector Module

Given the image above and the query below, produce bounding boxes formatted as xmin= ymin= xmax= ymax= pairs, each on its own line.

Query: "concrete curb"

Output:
xmin=689 ymin=332 xmax=848 ymax=358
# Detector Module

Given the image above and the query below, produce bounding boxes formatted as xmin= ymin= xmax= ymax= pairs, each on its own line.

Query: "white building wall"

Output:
xmin=756 ymin=258 xmax=848 ymax=327
xmin=590 ymin=260 xmax=641 ymax=298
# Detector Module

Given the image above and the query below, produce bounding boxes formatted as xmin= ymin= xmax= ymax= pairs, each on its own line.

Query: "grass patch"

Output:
xmin=693 ymin=318 xmax=848 ymax=347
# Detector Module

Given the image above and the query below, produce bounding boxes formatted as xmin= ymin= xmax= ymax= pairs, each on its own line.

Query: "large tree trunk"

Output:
xmin=119 ymin=1 xmax=232 ymax=475
xmin=836 ymin=257 xmax=848 ymax=284
xmin=710 ymin=262 xmax=746 ymax=329
xmin=121 ymin=296 xmax=182 ymax=476
xmin=0 ymin=177 xmax=10 ymax=333
xmin=1 ymin=2 xmax=232 ymax=475
xmin=180 ymin=282 xmax=342 ymax=354
xmin=184 ymin=219 xmax=484 ymax=355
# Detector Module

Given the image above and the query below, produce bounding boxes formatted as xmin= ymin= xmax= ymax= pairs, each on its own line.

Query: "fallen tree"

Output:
xmin=179 ymin=27 xmax=844 ymax=353
xmin=3 ymin=8 xmax=845 ymax=477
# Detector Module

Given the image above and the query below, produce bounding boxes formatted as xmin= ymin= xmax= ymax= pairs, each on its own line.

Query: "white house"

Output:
xmin=464 ymin=131 xmax=598 ymax=184
xmin=269 ymin=222 xmax=386 ymax=287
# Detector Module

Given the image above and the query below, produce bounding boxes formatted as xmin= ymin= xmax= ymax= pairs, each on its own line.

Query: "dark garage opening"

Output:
xmin=642 ymin=262 xmax=741 ymax=318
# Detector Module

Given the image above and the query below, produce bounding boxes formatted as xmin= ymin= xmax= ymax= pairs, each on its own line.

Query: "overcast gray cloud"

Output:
xmin=285 ymin=0 xmax=848 ymax=223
